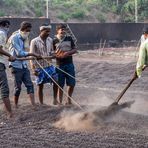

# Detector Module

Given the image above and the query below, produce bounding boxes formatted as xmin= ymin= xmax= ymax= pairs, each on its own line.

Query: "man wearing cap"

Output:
xmin=0 ymin=20 xmax=16 ymax=118
xmin=30 ymin=24 xmax=58 ymax=105
xmin=53 ymin=24 xmax=77 ymax=105
xmin=9 ymin=21 xmax=40 ymax=108
xmin=135 ymin=27 xmax=148 ymax=78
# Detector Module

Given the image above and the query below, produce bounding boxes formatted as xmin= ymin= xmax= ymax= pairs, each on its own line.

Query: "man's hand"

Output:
xmin=8 ymin=56 xmax=16 ymax=62
xmin=55 ymin=49 xmax=70 ymax=58
xmin=133 ymin=71 xmax=138 ymax=80
xmin=33 ymin=70 xmax=39 ymax=76
xmin=61 ymin=52 xmax=70 ymax=58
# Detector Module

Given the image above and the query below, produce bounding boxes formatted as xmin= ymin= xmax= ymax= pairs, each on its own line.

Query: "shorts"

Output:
xmin=0 ymin=63 xmax=9 ymax=99
xmin=56 ymin=63 xmax=76 ymax=88
xmin=35 ymin=65 xmax=58 ymax=85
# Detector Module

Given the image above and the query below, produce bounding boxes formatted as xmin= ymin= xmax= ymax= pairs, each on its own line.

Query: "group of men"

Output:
xmin=0 ymin=20 xmax=77 ymax=118
xmin=1 ymin=19 xmax=148 ymax=119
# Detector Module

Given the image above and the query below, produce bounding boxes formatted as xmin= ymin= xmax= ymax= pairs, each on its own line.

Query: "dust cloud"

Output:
xmin=54 ymin=101 xmax=134 ymax=131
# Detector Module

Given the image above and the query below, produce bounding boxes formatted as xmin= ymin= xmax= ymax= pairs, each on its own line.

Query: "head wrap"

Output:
xmin=40 ymin=25 xmax=52 ymax=31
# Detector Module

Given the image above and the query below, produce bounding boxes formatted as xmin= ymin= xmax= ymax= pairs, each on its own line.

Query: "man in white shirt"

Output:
xmin=0 ymin=20 xmax=15 ymax=118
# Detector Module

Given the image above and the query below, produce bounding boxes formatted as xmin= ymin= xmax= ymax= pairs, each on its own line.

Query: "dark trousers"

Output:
xmin=0 ymin=63 xmax=9 ymax=99
xmin=11 ymin=67 xmax=34 ymax=97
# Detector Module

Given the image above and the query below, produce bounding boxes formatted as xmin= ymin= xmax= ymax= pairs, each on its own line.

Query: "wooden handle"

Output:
xmin=16 ymin=56 xmax=55 ymax=61
xmin=115 ymin=75 xmax=137 ymax=103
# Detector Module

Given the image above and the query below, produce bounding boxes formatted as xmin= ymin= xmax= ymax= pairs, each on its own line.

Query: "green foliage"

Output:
xmin=96 ymin=13 xmax=106 ymax=23
xmin=71 ymin=9 xmax=85 ymax=19
xmin=1 ymin=0 xmax=148 ymax=22
xmin=0 ymin=11 xmax=5 ymax=17
xmin=58 ymin=13 xmax=70 ymax=22
xmin=62 ymin=2 xmax=74 ymax=8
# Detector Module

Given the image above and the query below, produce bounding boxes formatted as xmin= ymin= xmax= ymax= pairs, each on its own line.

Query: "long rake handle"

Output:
xmin=114 ymin=66 xmax=147 ymax=104
xmin=115 ymin=76 xmax=136 ymax=103
xmin=16 ymin=56 xmax=55 ymax=61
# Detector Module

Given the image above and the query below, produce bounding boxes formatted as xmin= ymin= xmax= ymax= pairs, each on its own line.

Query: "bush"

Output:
xmin=71 ymin=9 xmax=85 ymax=19
xmin=96 ymin=13 xmax=106 ymax=23
xmin=58 ymin=13 xmax=70 ymax=22
xmin=0 ymin=11 xmax=5 ymax=17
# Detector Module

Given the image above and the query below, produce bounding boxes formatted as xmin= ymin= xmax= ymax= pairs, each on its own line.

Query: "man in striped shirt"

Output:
xmin=30 ymin=24 xmax=58 ymax=105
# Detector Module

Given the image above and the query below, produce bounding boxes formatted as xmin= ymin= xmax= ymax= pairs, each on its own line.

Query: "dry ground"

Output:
xmin=0 ymin=50 xmax=148 ymax=148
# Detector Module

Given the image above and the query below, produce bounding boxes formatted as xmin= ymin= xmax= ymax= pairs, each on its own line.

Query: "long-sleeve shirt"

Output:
xmin=9 ymin=32 xmax=29 ymax=69
xmin=30 ymin=36 xmax=53 ymax=69
xmin=136 ymin=38 xmax=148 ymax=77
xmin=0 ymin=28 xmax=7 ymax=64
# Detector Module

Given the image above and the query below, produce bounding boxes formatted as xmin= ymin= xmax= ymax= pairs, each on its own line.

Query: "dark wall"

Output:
xmin=50 ymin=23 xmax=148 ymax=44
xmin=0 ymin=18 xmax=148 ymax=44
xmin=0 ymin=18 xmax=50 ymax=38
xmin=62 ymin=23 xmax=147 ymax=43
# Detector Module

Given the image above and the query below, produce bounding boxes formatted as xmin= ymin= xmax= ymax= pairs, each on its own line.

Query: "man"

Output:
xmin=53 ymin=24 xmax=77 ymax=105
xmin=0 ymin=20 xmax=16 ymax=118
xmin=30 ymin=24 xmax=58 ymax=105
xmin=136 ymin=27 xmax=148 ymax=78
xmin=9 ymin=21 xmax=40 ymax=108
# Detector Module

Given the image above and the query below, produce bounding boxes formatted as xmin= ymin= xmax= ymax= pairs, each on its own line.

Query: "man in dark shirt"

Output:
xmin=53 ymin=24 xmax=77 ymax=105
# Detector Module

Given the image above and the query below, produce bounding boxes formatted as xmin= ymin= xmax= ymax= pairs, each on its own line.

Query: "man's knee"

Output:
xmin=14 ymin=87 xmax=21 ymax=96
xmin=27 ymin=85 xmax=34 ymax=94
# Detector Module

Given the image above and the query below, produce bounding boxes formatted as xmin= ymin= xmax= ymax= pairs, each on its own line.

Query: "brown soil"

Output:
xmin=0 ymin=51 xmax=148 ymax=148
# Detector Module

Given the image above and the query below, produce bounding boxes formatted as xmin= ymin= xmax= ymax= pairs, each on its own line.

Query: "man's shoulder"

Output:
xmin=0 ymin=30 xmax=5 ymax=35
xmin=0 ymin=30 xmax=6 ymax=40
xmin=53 ymin=36 xmax=58 ymax=41
xmin=31 ymin=36 xmax=40 ymax=42
xmin=47 ymin=36 xmax=53 ymax=42
xmin=65 ymin=35 xmax=73 ymax=41
xmin=53 ymin=36 xmax=59 ymax=43
xmin=10 ymin=32 xmax=20 ymax=40
xmin=140 ymin=39 xmax=148 ymax=49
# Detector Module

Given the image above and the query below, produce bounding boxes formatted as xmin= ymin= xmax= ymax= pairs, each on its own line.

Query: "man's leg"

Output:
xmin=12 ymin=68 xmax=22 ymax=108
xmin=52 ymin=82 xmax=58 ymax=105
xmin=2 ymin=97 xmax=12 ymax=118
xmin=0 ymin=67 xmax=12 ymax=118
xmin=67 ymin=86 xmax=74 ymax=104
xmin=28 ymin=93 xmax=36 ymax=106
xmin=58 ymin=87 xmax=64 ymax=104
xmin=65 ymin=63 xmax=76 ymax=105
xmin=14 ymin=96 xmax=19 ymax=108
xmin=57 ymin=66 xmax=65 ymax=104
xmin=37 ymin=84 xmax=44 ymax=104
xmin=23 ymin=68 xmax=35 ymax=107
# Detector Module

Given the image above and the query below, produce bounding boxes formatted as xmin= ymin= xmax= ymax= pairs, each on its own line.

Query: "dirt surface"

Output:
xmin=0 ymin=50 xmax=148 ymax=148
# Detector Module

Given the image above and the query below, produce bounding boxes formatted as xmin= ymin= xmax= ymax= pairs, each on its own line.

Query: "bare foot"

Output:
xmin=53 ymin=100 xmax=59 ymax=105
xmin=65 ymin=102 xmax=72 ymax=106
xmin=31 ymin=104 xmax=37 ymax=110
xmin=7 ymin=112 xmax=13 ymax=119
xmin=14 ymin=104 xmax=18 ymax=109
